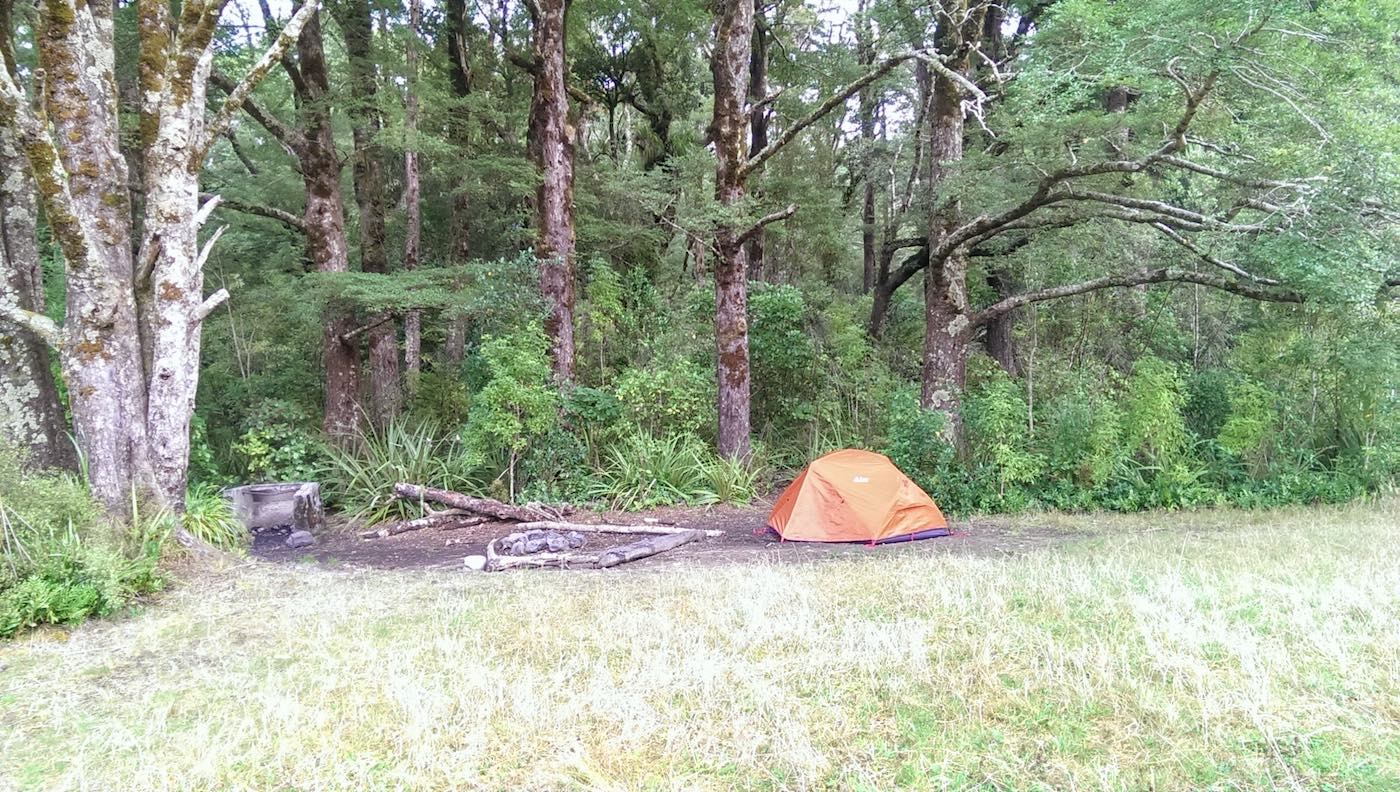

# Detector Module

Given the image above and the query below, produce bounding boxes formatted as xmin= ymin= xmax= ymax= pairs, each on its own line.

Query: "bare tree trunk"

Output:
xmin=918 ymin=6 xmax=984 ymax=444
xmin=857 ymin=13 xmax=877 ymax=294
xmin=528 ymin=0 xmax=577 ymax=382
xmin=442 ymin=0 xmax=474 ymax=368
xmin=711 ymin=0 xmax=754 ymax=459
xmin=296 ymin=12 xmax=361 ymax=440
xmin=743 ymin=0 xmax=769 ymax=282
xmin=334 ymin=0 xmax=401 ymax=426
xmin=984 ymin=269 xmax=1020 ymax=377
xmin=0 ymin=118 xmax=71 ymax=469
xmin=402 ymin=0 xmax=423 ymax=386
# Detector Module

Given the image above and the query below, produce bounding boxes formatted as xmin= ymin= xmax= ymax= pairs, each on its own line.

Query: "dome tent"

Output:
xmin=766 ymin=449 xmax=949 ymax=543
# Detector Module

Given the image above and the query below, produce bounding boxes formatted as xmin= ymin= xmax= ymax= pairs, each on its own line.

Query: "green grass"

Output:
xmin=2 ymin=501 xmax=1398 ymax=790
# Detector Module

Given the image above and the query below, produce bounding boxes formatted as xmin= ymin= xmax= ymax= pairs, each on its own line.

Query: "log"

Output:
xmin=595 ymin=530 xmax=704 ymax=568
xmin=360 ymin=512 xmax=486 ymax=539
xmin=508 ymin=520 xmax=723 ymax=538
xmin=392 ymin=483 xmax=551 ymax=522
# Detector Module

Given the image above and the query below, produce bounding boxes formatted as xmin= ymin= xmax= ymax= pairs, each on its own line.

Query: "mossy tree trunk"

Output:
xmin=526 ymin=0 xmax=577 ymax=383
xmin=332 ymin=0 xmax=401 ymax=426
xmin=0 ymin=114 xmax=71 ymax=470
xmin=0 ymin=0 xmax=317 ymax=517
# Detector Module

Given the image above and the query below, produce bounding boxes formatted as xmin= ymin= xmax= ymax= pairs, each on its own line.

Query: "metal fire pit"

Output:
xmin=223 ymin=482 xmax=324 ymax=534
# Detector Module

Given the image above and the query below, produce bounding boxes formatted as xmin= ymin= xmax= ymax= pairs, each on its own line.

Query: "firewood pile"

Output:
xmin=360 ymin=483 xmax=720 ymax=572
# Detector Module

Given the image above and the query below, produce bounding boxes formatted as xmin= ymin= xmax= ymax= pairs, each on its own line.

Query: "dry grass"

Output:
xmin=2 ymin=501 xmax=1399 ymax=791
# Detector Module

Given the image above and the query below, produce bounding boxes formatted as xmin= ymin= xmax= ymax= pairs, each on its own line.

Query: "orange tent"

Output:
xmin=766 ymin=449 xmax=949 ymax=543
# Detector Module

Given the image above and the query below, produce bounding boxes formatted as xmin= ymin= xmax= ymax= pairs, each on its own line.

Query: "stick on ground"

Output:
xmin=392 ymin=483 xmax=551 ymax=522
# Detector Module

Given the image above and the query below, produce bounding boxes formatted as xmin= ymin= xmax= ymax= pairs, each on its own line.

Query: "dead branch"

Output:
xmin=508 ymin=520 xmax=723 ymax=538
xmin=596 ymin=530 xmax=704 ymax=568
xmin=393 ymin=483 xmax=552 ymax=522
xmin=360 ymin=512 xmax=487 ymax=539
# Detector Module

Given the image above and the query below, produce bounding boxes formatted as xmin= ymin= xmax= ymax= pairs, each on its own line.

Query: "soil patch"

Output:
xmin=251 ymin=497 xmax=1087 ymax=572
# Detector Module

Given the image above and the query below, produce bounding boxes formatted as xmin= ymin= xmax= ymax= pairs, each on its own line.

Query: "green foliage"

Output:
xmin=749 ymin=283 xmax=819 ymax=438
xmin=182 ymin=485 xmax=247 ymax=552
xmin=964 ymin=363 xmax=1044 ymax=502
xmin=1217 ymin=379 xmax=1276 ymax=473
xmin=0 ymin=451 xmax=166 ymax=639
xmin=461 ymin=326 xmax=561 ymax=498
xmin=231 ymin=401 xmax=327 ymax=483
xmin=614 ymin=357 xmax=715 ymax=440
xmin=585 ymin=433 xmax=759 ymax=510
xmin=1120 ymin=357 xmax=1189 ymax=464
xmin=323 ymin=420 xmax=473 ymax=526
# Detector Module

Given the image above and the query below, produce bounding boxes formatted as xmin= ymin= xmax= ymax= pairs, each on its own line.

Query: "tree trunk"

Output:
xmin=334 ymin=0 xmax=401 ymax=426
xmin=858 ymin=9 xmax=877 ymax=293
xmin=36 ymin=0 xmax=154 ymax=510
xmin=528 ymin=0 xmax=576 ymax=383
xmin=984 ymin=269 xmax=1020 ymax=377
xmin=0 ymin=120 xmax=71 ymax=470
xmin=711 ymin=0 xmax=754 ymax=459
xmin=442 ymin=0 xmax=474 ymax=368
xmin=744 ymin=0 xmax=769 ymax=281
xmin=402 ymin=0 xmax=423 ymax=385
xmin=296 ymin=12 xmax=361 ymax=440
xmin=918 ymin=11 xmax=981 ymax=444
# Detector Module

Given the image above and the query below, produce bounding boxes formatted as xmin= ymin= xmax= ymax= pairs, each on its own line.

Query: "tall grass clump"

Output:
xmin=181 ymin=484 xmax=247 ymax=551
xmin=586 ymin=433 xmax=760 ymax=510
xmin=0 ymin=450 xmax=168 ymax=638
xmin=322 ymin=419 xmax=474 ymax=525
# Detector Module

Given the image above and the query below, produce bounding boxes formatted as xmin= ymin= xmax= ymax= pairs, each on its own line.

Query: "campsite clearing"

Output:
xmin=3 ymin=500 xmax=1398 ymax=791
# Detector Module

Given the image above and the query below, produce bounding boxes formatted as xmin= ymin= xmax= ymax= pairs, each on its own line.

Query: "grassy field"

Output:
xmin=2 ymin=502 xmax=1399 ymax=791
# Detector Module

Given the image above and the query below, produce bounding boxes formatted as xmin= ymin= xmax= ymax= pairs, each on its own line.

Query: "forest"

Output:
xmin=1 ymin=0 xmax=1399 ymax=786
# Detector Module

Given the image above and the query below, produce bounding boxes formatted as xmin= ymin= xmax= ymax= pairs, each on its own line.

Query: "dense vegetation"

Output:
xmin=1 ymin=0 xmax=1397 ymax=545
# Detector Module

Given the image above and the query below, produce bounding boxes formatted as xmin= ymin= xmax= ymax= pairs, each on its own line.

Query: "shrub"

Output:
xmin=585 ymin=433 xmax=759 ymax=510
xmin=0 ymin=450 xmax=167 ymax=639
xmin=323 ymin=419 xmax=473 ymax=525
xmin=461 ymin=326 xmax=560 ymax=499
xmin=964 ymin=365 xmax=1044 ymax=499
xmin=231 ymin=401 xmax=327 ymax=483
xmin=614 ymin=357 xmax=715 ymax=440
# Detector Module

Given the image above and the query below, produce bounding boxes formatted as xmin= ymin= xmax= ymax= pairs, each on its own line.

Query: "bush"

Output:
xmin=585 ymin=433 xmax=760 ymax=510
xmin=323 ymin=419 xmax=474 ymax=525
xmin=461 ymin=326 xmax=560 ymax=499
xmin=614 ymin=357 xmax=715 ymax=440
xmin=231 ymin=401 xmax=327 ymax=483
xmin=0 ymin=451 xmax=167 ymax=639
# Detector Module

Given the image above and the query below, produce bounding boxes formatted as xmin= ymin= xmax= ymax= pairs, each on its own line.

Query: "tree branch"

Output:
xmin=737 ymin=204 xmax=797 ymax=245
xmin=202 ymin=0 xmax=321 ymax=156
xmin=0 ymin=300 xmax=63 ymax=349
xmin=208 ymin=69 xmax=307 ymax=156
xmin=741 ymin=52 xmax=920 ymax=180
xmin=200 ymin=192 xmax=306 ymax=232
xmin=194 ymin=288 xmax=230 ymax=321
xmin=972 ymin=266 xmax=1304 ymax=327
xmin=339 ymin=311 xmax=395 ymax=343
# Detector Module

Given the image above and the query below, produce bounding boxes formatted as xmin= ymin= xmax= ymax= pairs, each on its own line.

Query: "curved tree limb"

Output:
xmin=737 ymin=204 xmax=797 ymax=245
xmin=200 ymin=192 xmax=306 ymax=232
xmin=972 ymin=266 xmax=1304 ymax=328
xmin=202 ymin=0 xmax=322 ymax=157
xmin=740 ymin=51 xmax=922 ymax=180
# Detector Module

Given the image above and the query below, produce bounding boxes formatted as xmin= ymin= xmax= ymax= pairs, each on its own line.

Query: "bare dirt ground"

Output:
xmin=252 ymin=496 xmax=1090 ymax=572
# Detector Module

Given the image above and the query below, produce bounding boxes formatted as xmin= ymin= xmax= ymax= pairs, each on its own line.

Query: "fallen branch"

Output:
xmin=508 ymin=520 xmax=722 ymax=538
xmin=392 ymin=483 xmax=552 ymax=522
xmin=596 ymin=530 xmax=704 ymax=568
xmin=361 ymin=511 xmax=486 ymax=539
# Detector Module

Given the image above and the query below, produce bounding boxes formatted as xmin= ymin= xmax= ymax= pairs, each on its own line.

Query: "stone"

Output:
xmin=463 ymin=555 xmax=487 ymax=571
xmin=285 ymin=530 xmax=315 ymax=549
